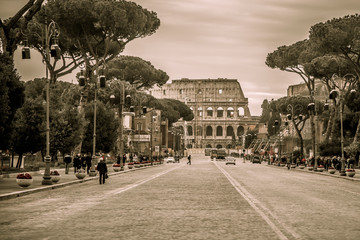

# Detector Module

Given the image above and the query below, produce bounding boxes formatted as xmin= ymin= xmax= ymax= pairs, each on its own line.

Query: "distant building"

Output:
xmin=149 ymin=78 xmax=259 ymax=149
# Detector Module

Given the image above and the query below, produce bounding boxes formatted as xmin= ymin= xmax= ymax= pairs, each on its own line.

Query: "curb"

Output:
xmin=267 ymin=164 xmax=360 ymax=182
xmin=0 ymin=164 xmax=160 ymax=201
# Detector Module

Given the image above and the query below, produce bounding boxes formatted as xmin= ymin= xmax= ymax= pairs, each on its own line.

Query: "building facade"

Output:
xmin=150 ymin=78 xmax=259 ymax=149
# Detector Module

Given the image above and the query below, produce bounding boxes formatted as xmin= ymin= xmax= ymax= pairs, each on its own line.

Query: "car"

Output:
xmin=166 ymin=157 xmax=175 ymax=163
xmin=252 ymin=155 xmax=261 ymax=164
xmin=225 ymin=156 xmax=236 ymax=165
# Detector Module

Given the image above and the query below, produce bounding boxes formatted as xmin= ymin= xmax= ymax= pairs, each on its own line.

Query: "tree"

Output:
xmin=308 ymin=14 xmax=360 ymax=149
xmin=309 ymin=14 xmax=360 ymax=77
xmin=26 ymin=0 xmax=160 ymax=84
xmin=0 ymin=0 xmax=44 ymax=56
xmin=305 ymin=55 xmax=357 ymax=142
xmin=259 ymin=99 xmax=271 ymax=123
xmin=274 ymin=96 xmax=312 ymax=159
xmin=266 ymin=39 xmax=325 ymax=164
xmin=106 ymin=56 xmax=169 ymax=90
xmin=11 ymin=98 xmax=45 ymax=167
xmin=0 ymin=53 xmax=25 ymax=150
xmin=82 ymin=101 xmax=118 ymax=154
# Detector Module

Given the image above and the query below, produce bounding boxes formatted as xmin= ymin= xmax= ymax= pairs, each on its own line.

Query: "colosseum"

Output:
xmin=149 ymin=78 xmax=259 ymax=149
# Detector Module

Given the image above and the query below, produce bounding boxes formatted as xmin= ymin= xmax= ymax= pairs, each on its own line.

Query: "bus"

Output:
xmin=210 ymin=149 xmax=217 ymax=159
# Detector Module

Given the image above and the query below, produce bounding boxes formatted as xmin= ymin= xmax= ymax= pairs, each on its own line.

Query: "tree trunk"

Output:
xmin=353 ymin=117 xmax=360 ymax=144
xmin=310 ymin=114 xmax=317 ymax=168
xmin=324 ymin=106 xmax=335 ymax=142
xmin=16 ymin=153 xmax=23 ymax=168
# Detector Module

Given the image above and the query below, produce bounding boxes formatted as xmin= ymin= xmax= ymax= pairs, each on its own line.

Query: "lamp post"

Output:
xmin=110 ymin=81 xmax=130 ymax=169
xmin=329 ymin=74 xmax=357 ymax=176
xmin=22 ymin=19 xmax=61 ymax=185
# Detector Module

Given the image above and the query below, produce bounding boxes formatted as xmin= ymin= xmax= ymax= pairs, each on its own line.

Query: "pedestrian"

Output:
xmin=187 ymin=155 xmax=191 ymax=165
xmin=64 ymin=154 xmax=72 ymax=174
xmin=73 ymin=154 xmax=81 ymax=173
xmin=85 ymin=153 xmax=92 ymax=174
xmin=97 ymin=158 xmax=108 ymax=184
xmin=81 ymin=154 xmax=87 ymax=170
xmin=122 ymin=154 xmax=127 ymax=166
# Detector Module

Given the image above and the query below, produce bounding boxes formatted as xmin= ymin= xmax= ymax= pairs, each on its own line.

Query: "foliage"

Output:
xmin=106 ymin=56 xmax=169 ymax=90
xmin=82 ymin=101 xmax=118 ymax=154
xmin=26 ymin=0 xmax=161 ymax=83
xmin=11 ymin=98 xmax=45 ymax=156
xmin=308 ymin=14 xmax=360 ymax=77
xmin=149 ymin=98 xmax=194 ymax=125
xmin=259 ymin=99 xmax=271 ymax=123
xmin=0 ymin=53 xmax=25 ymax=150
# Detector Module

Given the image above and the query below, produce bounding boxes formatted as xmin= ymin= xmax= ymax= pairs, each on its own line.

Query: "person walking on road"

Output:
xmin=73 ymin=154 xmax=81 ymax=173
xmin=64 ymin=154 xmax=72 ymax=174
xmin=187 ymin=155 xmax=191 ymax=165
xmin=85 ymin=153 xmax=92 ymax=174
xmin=97 ymin=158 xmax=108 ymax=184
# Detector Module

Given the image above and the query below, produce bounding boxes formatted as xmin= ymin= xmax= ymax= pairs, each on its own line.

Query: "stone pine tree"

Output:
xmin=308 ymin=14 xmax=360 ymax=153
xmin=274 ymin=96 xmax=313 ymax=159
xmin=0 ymin=54 xmax=25 ymax=151
xmin=266 ymin=40 xmax=319 ymax=165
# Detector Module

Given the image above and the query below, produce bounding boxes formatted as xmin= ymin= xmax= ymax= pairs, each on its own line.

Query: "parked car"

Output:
xmin=166 ymin=157 xmax=175 ymax=163
xmin=252 ymin=155 xmax=261 ymax=164
xmin=225 ymin=157 xmax=236 ymax=165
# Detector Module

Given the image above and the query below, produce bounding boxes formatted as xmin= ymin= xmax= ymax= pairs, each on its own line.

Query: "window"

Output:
xmin=179 ymin=89 xmax=183 ymax=94
xmin=227 ymin=107 xmax=234 ymax=118
xmin=237 ymin=126 xmax=245 ymax=136
xmin=206 ymin=126 xmax=213 ymax=136
xmin=137 ymin=123 xmax=142 ymax=131
xmin=217 ymin=107 xmax=223 ymax=117
xmin=198 ymin=107 xmax=203 ymax=117
xmin=187 ymin=126 xmax=193 ymax=136
xmin=238 ymin=107 xmax=244 ymax=116
xmin=226 ymin=126 xmax=234 ymax=137
xmin=216 ymin=126 xmax=223 ymax=136
xmin=219 ymin=88 xmax=223 ymax=94
xmin=163 ymin=90 xmax=166 ymax=95
xmin=207 ymin=107 xmax=213 ymax=117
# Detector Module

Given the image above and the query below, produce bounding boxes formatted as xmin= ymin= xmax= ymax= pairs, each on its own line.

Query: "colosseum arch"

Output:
xmin=216 ymin=126 xmax=223 ymax=136
xmin=226 ymin=126 xmax=234 ymax=137
xmin=206 ymin=126 xmax=213 ymax=137
xmin=237 ymin=126 xmax=245 ymax=136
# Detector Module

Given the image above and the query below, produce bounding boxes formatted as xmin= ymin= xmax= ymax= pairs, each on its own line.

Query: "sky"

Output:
xmin=2 ymin=0 xmax=360 ymax=116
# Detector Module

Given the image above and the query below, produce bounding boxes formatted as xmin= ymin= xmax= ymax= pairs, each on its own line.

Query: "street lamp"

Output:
xmin=110 ymin=81 xmax=131 ymax=169
xmin=22 ymin=19 xmax=61 ymax=185
xmin=328 ymin=73 xmax=357 ymax=176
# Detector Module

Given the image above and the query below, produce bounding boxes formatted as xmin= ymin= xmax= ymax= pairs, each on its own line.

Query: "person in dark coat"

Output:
xmin=85 ymin=153 xmax=92 ymax=174
xmin=64 ymin=154 xmax=72 ymax=174
xmin=73 ymin=154 xmax=81 ymax=173
xmin=97 ymin=159 xmax=108 ymax=184
xmin=187 ymin=155 xmax=191 ymax=165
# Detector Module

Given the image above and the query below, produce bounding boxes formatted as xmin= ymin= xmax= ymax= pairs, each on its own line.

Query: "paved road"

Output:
xmin=0 ymin=154 xmax=359 ymax=240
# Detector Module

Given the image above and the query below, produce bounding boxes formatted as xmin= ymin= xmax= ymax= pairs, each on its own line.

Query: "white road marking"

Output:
xmin=215 ymin=162 xmax=302 ymax=240
xmin=107 ymin=165 xmax=183 ymax=196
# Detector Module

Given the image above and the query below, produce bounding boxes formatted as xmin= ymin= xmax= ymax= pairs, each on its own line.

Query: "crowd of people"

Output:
xmin=265 ymin=153 xmax=357 ymax=171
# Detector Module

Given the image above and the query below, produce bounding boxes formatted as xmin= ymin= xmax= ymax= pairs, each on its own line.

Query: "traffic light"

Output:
xmin=22 ymin=47 xmax=31 ymax=59
xmin=50 ymin=42 xmax=61 ymax=59
xmin=99 ymin=75 xmax=106 ymax=88
xmin=125 ymin=94 xmax=131 ymax=105
xmin=79 ymin=75 xmax=85 ymax=86
xmin=329 ymin=90 xmax=338 ymax=99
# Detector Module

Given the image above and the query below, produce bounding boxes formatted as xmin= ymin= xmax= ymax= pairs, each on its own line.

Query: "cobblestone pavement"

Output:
xmin=0 ymin=155 xmax=359 ymax=240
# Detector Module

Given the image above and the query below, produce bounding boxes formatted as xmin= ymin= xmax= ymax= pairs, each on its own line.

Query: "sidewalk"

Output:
xmin=267 ymin=163 xmax=360 ymax=182
xmin=0 ymin=163 xmax=159 ymax=201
